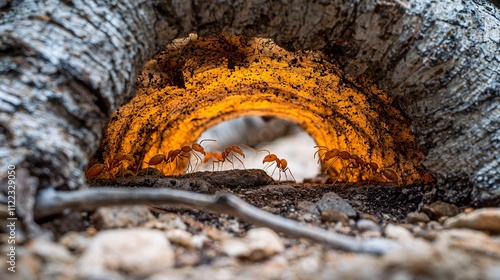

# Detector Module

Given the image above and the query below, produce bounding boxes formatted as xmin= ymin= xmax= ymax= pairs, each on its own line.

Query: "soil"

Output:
xmin=40 ymin=169 xmax=434 ymax=238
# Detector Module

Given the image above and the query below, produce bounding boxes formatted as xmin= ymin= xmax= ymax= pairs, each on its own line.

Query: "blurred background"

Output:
xmin=193 ymin=116 xmax=320 ymax=182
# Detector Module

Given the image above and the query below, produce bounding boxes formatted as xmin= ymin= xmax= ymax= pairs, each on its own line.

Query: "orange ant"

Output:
xmin=164 ymin=149 xmax=186 ymax=174
xmin=86 ymin=163 xmax=107 ymax=180
xmin=314 ymin=146 xmax=352 ymax=177
xmin=379 ymin=168 xmax=399 ymax=184
xmin=144 ymin=154 xmax=167 ymax=175
xmin=221 ymin=145 xmax=248 ymax=169
xmin=180 ymin=139 xmax=217 ymax=172
xmin=343 ymin=158 xmax=399 ymax=185
xmin=110 ymin=154 xmax=135 ymax=169
xmin=86 ymin=153 xmax=137 ymax=180
xmin=365 ymin=162 xmax=399 ymax=184
xmin=203 ymin=151 xmax=225 ymax=171
xmin=258 ymin=149 xmax=296 ymax=182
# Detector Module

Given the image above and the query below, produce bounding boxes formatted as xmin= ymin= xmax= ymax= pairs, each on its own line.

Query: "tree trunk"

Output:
xmin=0 ymin=0 xmax=498 ymax=235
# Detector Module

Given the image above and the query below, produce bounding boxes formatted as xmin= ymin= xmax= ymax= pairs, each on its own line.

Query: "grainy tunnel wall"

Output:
xmin=0 ymin=0 xmax=499 ymax=206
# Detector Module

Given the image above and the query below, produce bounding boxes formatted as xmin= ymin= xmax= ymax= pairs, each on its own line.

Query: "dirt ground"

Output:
xmin=4 ymin=169 xmax=498 ymax=280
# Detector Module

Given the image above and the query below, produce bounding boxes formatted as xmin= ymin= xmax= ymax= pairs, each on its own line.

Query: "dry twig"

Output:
xmin=34 ymin=187 xmax=399 ymax=255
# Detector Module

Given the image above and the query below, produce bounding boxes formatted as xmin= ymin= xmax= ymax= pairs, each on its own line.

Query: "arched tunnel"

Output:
xmin=1 ymin=0 xmax=499 ymax=215
xmin=95 ymin=34 xmax=430 ymax=185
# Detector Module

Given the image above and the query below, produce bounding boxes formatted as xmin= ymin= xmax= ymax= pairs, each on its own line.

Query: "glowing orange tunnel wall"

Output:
xmin=94 ymin=34 xmax=430 ymax=184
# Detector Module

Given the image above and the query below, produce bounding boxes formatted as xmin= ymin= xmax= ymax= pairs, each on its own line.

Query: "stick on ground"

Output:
xmin=34 ymin=187 xmax=399 ymax=255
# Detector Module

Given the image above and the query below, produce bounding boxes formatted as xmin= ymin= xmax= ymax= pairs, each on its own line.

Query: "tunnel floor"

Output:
xmin=44 ymin=169 xmax=434 ymax=237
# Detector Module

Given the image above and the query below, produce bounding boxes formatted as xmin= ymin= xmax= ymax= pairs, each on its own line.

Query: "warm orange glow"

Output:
xmin=95 ymin=34 xmax=431 ymax=185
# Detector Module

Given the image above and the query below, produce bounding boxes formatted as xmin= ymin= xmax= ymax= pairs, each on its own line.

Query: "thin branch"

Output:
xmin=34 ymin=187 xmax=399 ymax=255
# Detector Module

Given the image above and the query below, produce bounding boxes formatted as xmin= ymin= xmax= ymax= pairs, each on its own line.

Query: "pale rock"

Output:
xmin=334 ymin=221 xmax=352 ymax=235
xmin=254 ymin=255 xmax=290 ymax=279
xmin=147 ymin=269 xmax=187 ymax=280
xmin=191 ymin=234 xmax=209 ymax=249
xmin=221 ymin=228 xmax=284 ymax=261
xmin=92 ymin=205 xmax=156 ymax=229
xmin=427 ymin=221 xmax=443 ymax=231
xmin=29 ymin=238 xmax=75 ymax=264
xmin=58 ymin=231 xmax=90 ymax=253
xmin=384 ymin=224 xmax=414 ymax=241
xmin=359 ymin=213 xmax=379 ymax=224
xmin=77 ymin=228 xmax=175 ymax=278
xmin=157 ymin=213 xmax=188 ymax=230
xmin=434 ymin=229 xmax=500 ymax=258
xmin=356 ymin=219 xmax=381 ymax=233
xmin=360 ymin=230 xmax=382 ymax=238
xmin=27 ymin=239 xmax=76 ymax=279
xmin=205 ymin=226 xmax=231 ymax=242
xmin=166 ymin=229 xmax=195 ymax=249
xmin=175 ymin=248 xmax=202 ymax=267
xmin=445 ymin=208 xmax=500 ymax=234
xmin=406 ymin=211 xmax=430 ymax=223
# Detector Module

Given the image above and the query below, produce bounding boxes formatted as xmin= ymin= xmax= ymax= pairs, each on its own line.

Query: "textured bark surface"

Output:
xmin=0 ymin=0 xmax=499 ymax=233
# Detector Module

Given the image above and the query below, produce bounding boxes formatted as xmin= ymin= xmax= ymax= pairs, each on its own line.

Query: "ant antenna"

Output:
xmin=199 ymin=138 xmax=217 ymax=145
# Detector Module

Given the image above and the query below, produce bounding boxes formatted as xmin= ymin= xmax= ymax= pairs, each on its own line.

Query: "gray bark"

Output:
xmin=0 ymin=0 xmax=499 ymax=234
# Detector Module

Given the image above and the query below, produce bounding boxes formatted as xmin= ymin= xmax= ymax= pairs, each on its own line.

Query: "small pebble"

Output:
xmin=357 ymin=219 xmax=381 ymax=233
xmin=221 ymin=228 xmax=284 ymax=261
xmin=77 ymin=228 xmax=174 ymax=278
xmin=317 ymin=192 xmax=356 ymax=218
xmin=384 ymin=224 xmax=414 ymax=241
xmin=360 ymin=213 xmax=379 ymax=224
xmin=445 ymin=208 xmax=500 ymax=233
xmin=427 ymin=221 xmax=443 ymax=231
xmin=406 ymin=212 xmax=430 ymax=223
xmin=166 ymin=229 xmax=195 ymax=249
xmin=92 ymin=206 xmax=155 ymax=229
xmin=422 ymin=201 xmax=460 ymax=220
xmin=321 ymin=209 xmax=349 ymax=224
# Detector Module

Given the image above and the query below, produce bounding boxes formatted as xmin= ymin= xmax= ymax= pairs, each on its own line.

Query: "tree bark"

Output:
xmin=0 ymin=0 xmax=499 ymax=235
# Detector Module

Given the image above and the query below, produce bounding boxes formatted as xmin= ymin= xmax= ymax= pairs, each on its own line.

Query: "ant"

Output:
xmin=314 ymin=146 xmax=351 ymax=175
xmin=202 ymin=144 xmax=252 ymax=171
xmin=258 ymin=149 xmax=296 ymax=182
xmin=166 ymin=139 xmax=217 ymax=173
xmin=86 ymin=163 xmax=107 ymax=180
xmin=203 ymin=151 xmax=226 ymax=171
xmin=313 ymin=146 xmax=400 ymax=186
xmin=86 ymin=153 xmax=137 ymax=180
xmin=180 ymin=139 xmax=217 ymax=172
xmin=110 ymin=154 xmax=136 ymax=169
xmin=363 ymin=162 xmax=399 ymax=184
xmin=379 ymin=168 xmax=399 ymax=184
xmin=144 ymin=154 xmax=167 ymax=175
xmin=221 ymin=145 xmax=248 ymax=170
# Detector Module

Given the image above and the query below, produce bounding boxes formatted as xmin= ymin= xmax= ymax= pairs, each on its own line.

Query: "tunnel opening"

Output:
xmin=88 ymin=33 xmax=432 ymax=186
xmin=192 ymin=116 xmax=320 ymax=182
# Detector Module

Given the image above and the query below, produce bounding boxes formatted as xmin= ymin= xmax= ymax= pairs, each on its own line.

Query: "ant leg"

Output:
xmin=191 ymin=152 xmax=203 ymax=172
xmin=264 ymin=161 xmax=275 ymax=172
xmin=271 ymin=165 xmax=278 ymax=178
xmin=285 ymin=168 xmax=296 ymax=182
xmin=233 ymin=155 xmax=246 ymax=169
xmin=342 ymin=164 xmax=355 ymax=188
xmin=224 ymin=157 xmax=235 ymax=170
xmin=323 ymin=158 xmax=340 ymax=174
xmin=333 ymin=164 xmax=347 ymax=185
